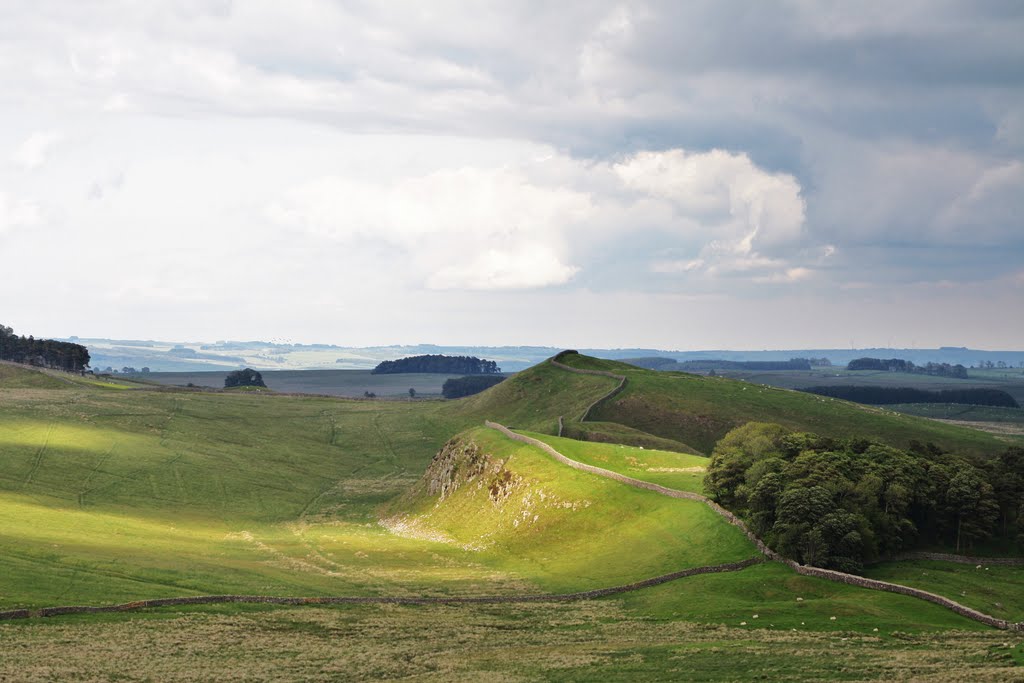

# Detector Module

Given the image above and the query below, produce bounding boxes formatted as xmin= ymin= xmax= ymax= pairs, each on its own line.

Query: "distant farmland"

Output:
xmin=132 ymin=369 xmax=510 ymax=397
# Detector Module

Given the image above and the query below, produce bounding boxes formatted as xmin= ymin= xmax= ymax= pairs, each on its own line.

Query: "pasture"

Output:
xmin=129 ymin=368 xmax=502 ymax=397
xmin=0 ymin=358 xmax=1021 ymax=680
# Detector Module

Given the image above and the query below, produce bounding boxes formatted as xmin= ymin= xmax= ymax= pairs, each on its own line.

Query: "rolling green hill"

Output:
xmin=555 ymin=353 xmax=1013 ymax=457
xmin=0 ymin=358 xmax=1021 ymax=679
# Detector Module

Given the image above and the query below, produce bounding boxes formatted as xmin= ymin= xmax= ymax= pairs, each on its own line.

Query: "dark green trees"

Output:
xmin=441 ymin=375 xmax=506 ymax=399
xmin=224 ymin=368 xmax=266 ymax=388
xmin=372 ymin=355 xmax=500 ymax=375
xmin=706 ymin=422 xmax=1019 ymax=571
xmin=0 ymin=324 xmax=90 ymax=372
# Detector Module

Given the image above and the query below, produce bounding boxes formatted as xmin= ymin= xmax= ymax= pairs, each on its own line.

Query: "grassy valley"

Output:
xmin=0 ymin=356 xmax=1021 ymax=680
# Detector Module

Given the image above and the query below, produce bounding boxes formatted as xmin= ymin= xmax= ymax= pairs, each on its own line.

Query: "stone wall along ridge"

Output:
xmin=483 ymin=420 xmax=1022 ymax=632
xmin=549 ymin=359 xmax=627 ymax=423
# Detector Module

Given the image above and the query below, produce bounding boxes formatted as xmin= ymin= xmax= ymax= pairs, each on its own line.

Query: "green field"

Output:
xmin=707 ymin=365 xmax=1024 ymax=407
xmin=1 ymin=358 xmax=1021 ymax=680
xmin=864 ymin=560 xmax=1024 ymax=623
xmin=134 ymin=368 xmax=505 ymax=397
xmin=561 ymin=354 xmax=1016 ymax=456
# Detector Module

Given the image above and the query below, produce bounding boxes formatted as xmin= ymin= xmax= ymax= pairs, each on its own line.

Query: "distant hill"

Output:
xmin=58 ymin=336 xmax=1024 ymax=375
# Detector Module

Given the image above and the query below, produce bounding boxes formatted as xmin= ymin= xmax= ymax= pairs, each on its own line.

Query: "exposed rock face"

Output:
xmin=424 ymin=437 xmax=520 ymax=505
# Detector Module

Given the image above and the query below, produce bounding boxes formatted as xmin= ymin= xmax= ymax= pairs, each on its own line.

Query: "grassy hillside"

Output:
xmin=557 ymin=353 xmax=1013 ymax=457
xmin=0 ymin=358 xmax=1018 ymax=652
xmin=523 ymin=431 xmax=708 ymax=493
xmin=864 ymin=560 xmax=1024 ymax=623
xmin=389 ymin=427 xmax=755 ymax=591
xmin=699 ymin=365 xmax=1024 ymax=405
xmin=0 ymin=363 xmax=74 ymax=389
xmin=456 ymin=360 xmax=620 ymax=434
xmin=0 ymin=360 xmax=1019 ymax=679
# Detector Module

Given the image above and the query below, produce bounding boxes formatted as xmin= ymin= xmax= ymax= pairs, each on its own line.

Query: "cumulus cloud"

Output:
xmin=0 ymin=192 xmax=40 ymax=234
xmin=266 ymin=165 xmax=592 ymax=290
xmin=0 ymin=1 xmax=1021 ymax=346
xmin=265 ymin=146 xmax=817 ymax=290
xmin=11 ymin=131 xmax=61 ymax=170
xmin=612 ymin=149 xmax=808 ymax=280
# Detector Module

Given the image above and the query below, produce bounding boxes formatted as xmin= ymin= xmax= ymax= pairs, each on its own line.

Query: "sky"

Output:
xmin=2 ymin=1 xmax=1022 ymax=350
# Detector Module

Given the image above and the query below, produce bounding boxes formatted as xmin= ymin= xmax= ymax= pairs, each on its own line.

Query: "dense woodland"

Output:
xmin=803 ymin=385 xmax=1019 ymax=408
xmin=441 ymin=375 xmax=506 ymax=399
xmin=847 ymin=357 xmax=969 ymax=378
xmin=372 ymin=354 xmax=501 ymax=375
xmin=0 ymin=324 xmax=90 ymax=373
xmin=706 ymin=423 xmax=1024 ymax=572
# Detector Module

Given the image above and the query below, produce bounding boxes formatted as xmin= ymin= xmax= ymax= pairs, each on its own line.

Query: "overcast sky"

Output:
xmin=2 ymin=1 xmax=1022 ymax=349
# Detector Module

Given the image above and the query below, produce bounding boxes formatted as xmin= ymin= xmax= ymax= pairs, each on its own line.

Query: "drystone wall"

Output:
xmin=548 ymin=359 xmax=628 ymax=423
xmin=792 ymin=565 xmax=1016 ymax=630
xmin=485 ymin=419 xmax=1023 ymax=632
xmin=0 ymin=559 xmax=761 ymax=621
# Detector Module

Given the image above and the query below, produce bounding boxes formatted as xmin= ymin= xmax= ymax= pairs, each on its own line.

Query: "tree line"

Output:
xmin=441 ymin=375 xmax=506 ymax=399
xmin=802 ymin=385 xmax=1019 ymax=408
xmin=372 ymin=354 xmax=501 ymax=375
xmin=706 ymin=422 xmax=1024 ymax=573
xmin=0 ymin=324 xmax=90 ymax=373
xmin=847 ymin=357 xmax=968 ymax=379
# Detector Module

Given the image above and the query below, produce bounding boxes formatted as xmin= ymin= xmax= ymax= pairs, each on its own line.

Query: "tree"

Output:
xmin=772 ymin=485 xmax=833 ymax=565
xmin=373 ymin=354 xmax=501 ymax=375
xmin=441 ymin=375 xmax=505 ymax=399
xmin=945 ymin=470 xmax=999 ymax=553
xmin=408 ymin=387 xmax=416 ymax=399
xmin=224 ymin=368 xmax=266 ymax=388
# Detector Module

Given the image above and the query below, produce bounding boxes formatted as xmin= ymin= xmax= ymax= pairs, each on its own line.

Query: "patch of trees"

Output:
xmin=705 ymin=422 xmax=1024 ymax=572
xmin=0 ymin=324 xmax=90 ymax=373
xmin=679 ymin=359 xmax=812 ymax=371
xmin=224 ymin=368 xmax=266 ymax=388
xmin=802 ymin=386 xmax=1019 ymax=408
xmin=442 ymin=375 xmax=506 ymax=399
xmin=372 ymin=354 xmax=500 ymax=375
xmin=847 ymin=357 xmax=968 ymax=379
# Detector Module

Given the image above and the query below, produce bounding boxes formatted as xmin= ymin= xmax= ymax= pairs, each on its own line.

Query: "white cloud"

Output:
xmin=267 ymin=164 xmax=592 ymax=290
xmin=11 ymin=131 xmax=61 ymax=169
xmin=264 ymin=145 xmax=818 ymax=291
xmin=0 ymin=192 xmax=40 ymax=233
xmin=428 ymin=245 xmax=579 ymax=290
xmin=612 ymin=148 xmax=807 ymax=281
xmin=0 ymin=2 xmax=1020 ymax=347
